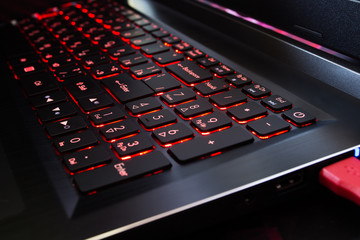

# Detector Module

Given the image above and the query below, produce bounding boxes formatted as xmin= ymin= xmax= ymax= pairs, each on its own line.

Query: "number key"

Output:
xmin=153 ymin=123 xmax=194 ymax=146
xmin=138 ymin=109 xmax=177 ymax=129
xmin=112 ymin=134 xmax=154 ymax=159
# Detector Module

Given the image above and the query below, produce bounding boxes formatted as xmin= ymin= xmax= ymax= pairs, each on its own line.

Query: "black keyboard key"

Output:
xmin=130 ymin=35 xmax=157 ymax=47
xmin=160 ymin=88 xmax=197 ymax=106
xmin=197 ymin=57 xmax=219 ymax=68
xmin=139 ymin=109 xmax=177 ymax=129
xmin=142 ymin=23 xmax=160 ymax=32
xmin=282 ymin=108 xmax=316 ymax=127
xmin=45 ymin=116 xmax=87 ymax=137
xmin=112 ymin=134 xmax=154 ymax=159
xmin=125 ymin=97 xmax=162 ymax=116
xmin=191 ymin=112 xmax=232 ymax=133
xmin=153 ymin=51 xmax=184 ymax=65
xmin=151 ymin=29 xmax=170 ymax=38
xmin=102 ymin=73 xmax=154 ymax=103
xmin=74 ymin=151 xmax=171 ymax=192
xmin=172 ymin=42 xmax=193 ymax=52
xmin=162 ymin=35 xmax=181 ymax=44
xmin=48 ymin=55 xmax=76 ymax=70
xmin=64 ymin=76 xmax=103 ymax=99
xmin=98 ymin=37 xmax=125 ymax=50
xmin=8 ymin=53 xmax=40 ymax=67
xmin=89 ymin=106 xmax=126 ymax=126
xmin=81 ymin=53 xmax=110 ymax=68
xmin=73 ymin=46 xmax=99 ymax=59
xmin=134 ymin=18 xmax=150 ymax=26
xmin=108 ymin=45 xmax=136 ymax=59
xmin=41 ymin=47 xmax=67 ymax=61
xmin=100 ymin=119 xmax=140 ymax=141
xmin=37 ymin=102 xmax=77 ymax=123
xmin=169 ymin=127 xmax=253 ymax=162
xmin=12 ymin=62 xmax=46 ymax=78
xmin=56 ymin=65 xmax=84 ymax=80
xmin=122 ymin=28 xmax=145 ymax=39
xmin=166 ymin=61 xmax=213 ymax=85
xmin=129 ymin=62 xmax=161 ymax=78
xmin=112 ymin=22 xmax=135 ymax=33
xmin=29 ymin=91 xmax=68 ymax=109
xmin=225 ymin=73 xmax=252 ymax=88
xmin=64 ymin=146 xmax=111 ymax=172
xmin=142 ymin=73 xmax=181 ymax=93
xmin=227 ymin=102 xmax=268 ymax=123
xmin=243 ymin=84 xmax=271 ymax=99
xmin=184 ymin=48 xmax=205 ymax=60
xmin=20 ymin=73 xmax=59 ymax=97
xmin=261 ymin=95 xmax=292 ymax=112
xmin=194 ymin=78 xmax=229 ymax=96
xmin=210 ymin=64 xmax=235 ymax=76
xmin=90 ymin=62 xmax=122 ymax=79
xmin=54 ymin=130 xmax=99 ymax=153
xmin=141 ymin=42 xmax=169 ymax=55
xmin=209 ymin=88 xmax=247 ymax=109
xmin=175 ymin=98 xmax=213 ymax=119
xmin=77 ymin=93 xmax=113 ymax=112
xmin=247 ymin=115 xmax=291 ymax=139
xmin=118 ymin=53 xmax=148 ymax=67
xmin=153 ymin=123 xmax=194 ymax=146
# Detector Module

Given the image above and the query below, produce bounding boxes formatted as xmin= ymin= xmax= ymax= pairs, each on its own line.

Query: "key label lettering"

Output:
xmin=114 ymin=163 xmax=128 ymax=176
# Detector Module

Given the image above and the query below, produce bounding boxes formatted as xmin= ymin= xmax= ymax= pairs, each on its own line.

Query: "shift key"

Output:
xmin=74 ymin=151 xmax=171 ymax=192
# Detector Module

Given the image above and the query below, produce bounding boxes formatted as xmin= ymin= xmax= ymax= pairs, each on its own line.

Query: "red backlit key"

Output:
xmin=153 ymin=123 xmax=194 ymax=146
xmin=112 ymin=22 xmax=135 ymax=33
xmin=141 ymin=42 xmax=169 ymax=55
xmin=142 ymin=23 xmax=160 ymax=32
xmin=194 ymin=78 xmax=229 ymax=96
xmin=151 ymin=29 xmax=170 ymax=38
xmin=12 ymin=62 xmax=46 ymax=78
xmin=184 ymin=48 xmax=205 ymax=60
xmin=29 ymin=91 xmax=68 ymax=109
xmin=282 ymin=108 xmax=316 ymax=127
xmin=45 ymin=116 xmax=87 ymax=137
xmin=197 ymin=57 xmax=219 ymax=68
xmin=37 ymin=102 xmax=77 ymax=123
xmin=246 ymin=115 xmax=291 ymax=139
xmin=54 ymin=130 xmax=98 ymax=153
xmin=162 ymin=35 xmax=181 ymax=45
xmin=243 ymin=83 xmax=271 ymax=99
xmin=191 ymin=111 xmax=232 ymax=133
xmin=175 ymin=98 xmax=213 ymax=119
xmin=77 ymin=93 xmax=114 ymax=112
xmin=261 ymin=95 xmax=292 ymax=112
xmin=74 ymin=151 xmax=171 ymax=192
xmin=166 ymin=60 xmax=213 ymax=85
xmin=98 ymin=37 xmax=125 ymax=50
xmin=225 ymin=73 xmax=252 ymax=88
xmin=138 ymin=109 xmax=177 ymax=129
xmin=125 ymin=97 xmax=162 ymax=116
xmin=130 ymin=62 xmax=161 ymax=78
xmin=209 ymin=88 xmax=247 ymax=109
xmin=142 ymin=73 xmax=181 ymax=93
xmin=169 ymin=127 xmax=253 ymax=162
xmin=100 ymin=119 xmax=140 ymax=141
xmin=91 ymin=62 xmax=122 ymax=79
xmin=112 ymin=134 xmax=154 ymax=158
xmin=121 ymin=28 xmax=145 ymax=39
xmin=20 ymin=72 xmax=59 ymax=97
xmin=118 ymin=53 xmax=148 ymax=67
xmin=102 ymin=73 xmax=154 ymax=103
xmin=227 ymin=102 xmax=268 ymax=123
xmin=82 ymin=53 xmax=110 ymax=68
xmin=108 ymin=45 xmax=136 ymax=59
xmin=160 ymin=88 xmax=197 ymax=106
xmin=210 ymin=64 xmax=234 ymax=76
xmin=88 ymin=106 xmax=126 ymax=126
xmin=56 ymin=65 xmax=84 ymax=80
xmin=64 ymin=76 xmax=103 ymax=99
xmin=48 ymin=55 xmax=76 ymax=70
xmin=63 ymin=146 xmax=111 ymax=173
xmin=173 ymin=42 xmax=193 ymax=52
xmin=130 ymin=35 xmax=157 ymax=47
xmin=153 ymin=51 xmax=184 ymax=65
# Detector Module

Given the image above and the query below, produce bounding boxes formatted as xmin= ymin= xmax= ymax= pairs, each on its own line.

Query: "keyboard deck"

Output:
xmin=6 ymin=1 xmax=316 ymax=194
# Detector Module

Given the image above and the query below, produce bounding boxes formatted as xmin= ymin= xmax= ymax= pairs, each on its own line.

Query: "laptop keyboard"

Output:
xmin=6 ymin=1 xmax=317 ymax=193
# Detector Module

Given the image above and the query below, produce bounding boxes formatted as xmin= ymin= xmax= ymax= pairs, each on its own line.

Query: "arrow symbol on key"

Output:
xmin=60 ymin=121 xmax=68 ymax=126
xmin=52 ymin=107 xmax=60 ymax=111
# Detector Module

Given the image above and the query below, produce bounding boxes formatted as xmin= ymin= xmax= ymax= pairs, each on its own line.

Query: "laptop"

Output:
xmin=1 ymin=0 xmax=360 ymax=239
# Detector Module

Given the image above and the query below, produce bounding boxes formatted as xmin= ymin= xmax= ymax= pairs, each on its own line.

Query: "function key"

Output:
xmin=261 ymin=95 xmax=292 ymax=112
xmin=134 ymin=18 xmax=150 ymax=26
xmin=88 ymin=106 xmax=126 ymax=126
xmin=153 ymin=123 xmax=194 ymax=146
xmin=141 ymin=42 xmax=169 ymax=55
xmin=112 ymin=22 xmax=135 ymax=33
xmin=56 ymin=65 xmax=85 ymax=80
xmin=174 ymin=98 xmax=213 ymax=119
xmin=48 ymin=55 xmax=76 ymax=70
xmin=173 ymin=42 xmax=193 ymax=52
xmin=162 ymin=35 xmax=181 ymax=45
xmin=142 ymin=23 xmax=160 ymax=32
xmin=210 ymin=64 xmax=235 ymax=76
xmin=246 ymin=115 xmax=291 ymax=139
xmin=112 ymin=134 xmax=154 ymax=159
xmin=227 ymin=102 xmax=268 ymax=124
xmin=184 ymin=49 xmax=206 ymax=60
xmin=282 ymin=108 xmax=316 ymax=127
xmin=225 ymin=73 xmax=252 ymax=88
xmin=130 ymin=35 xmax=157 ymax=47
xmin=153 ymin=51 xmax=184 ymax=65
xmin=63 ymin=146 xmax=111 ymax=173
xmin=151 ymin=29 xmax=170 ymax=38
xmin=197 ymin=57 xmax=219 ymax=68
xmin=121 ymin=28 xmax=146 ymax=40
xmin=242 ymin=83 xmax=271 ymax=99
